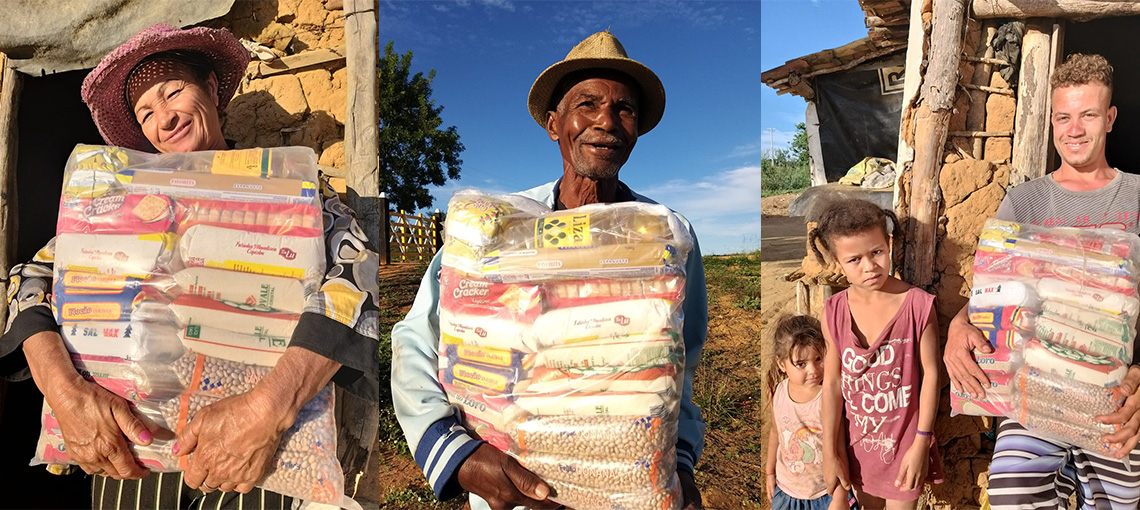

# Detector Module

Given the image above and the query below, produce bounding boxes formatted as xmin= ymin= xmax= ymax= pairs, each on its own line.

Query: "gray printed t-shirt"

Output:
xmin=994 ymin=170 xmax=1140 ymax=236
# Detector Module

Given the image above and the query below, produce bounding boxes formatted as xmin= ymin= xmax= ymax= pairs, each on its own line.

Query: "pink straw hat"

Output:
xmin=81 ymin=24 xmax=250 ymax=152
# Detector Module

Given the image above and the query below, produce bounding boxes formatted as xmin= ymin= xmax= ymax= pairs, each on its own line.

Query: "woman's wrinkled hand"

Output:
xmin=49 ymin=377 xmax=153 ymax=480
xmin=174 ymin=390 xmax=289 ymax=493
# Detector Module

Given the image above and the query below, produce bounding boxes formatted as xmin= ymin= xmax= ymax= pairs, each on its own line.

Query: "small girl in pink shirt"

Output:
xmin=766 ymin=315 xmax=859 ymax=510
xmin=810 ymin=199 xmax=943 ymax=509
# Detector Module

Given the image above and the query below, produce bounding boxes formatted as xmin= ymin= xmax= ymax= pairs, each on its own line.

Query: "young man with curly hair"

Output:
xmin=945 ymin=53 xmax=1140 ymax=508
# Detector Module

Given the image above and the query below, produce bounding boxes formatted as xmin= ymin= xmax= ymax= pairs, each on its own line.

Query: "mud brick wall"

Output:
xmin=205 ymin=0 xmax=348 ymax=169
xmin=921 ymin=19 xmax=1017 ymax=510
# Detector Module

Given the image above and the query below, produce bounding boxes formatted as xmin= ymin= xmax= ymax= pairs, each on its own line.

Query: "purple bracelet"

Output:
xmin=916 ymin=430 xmax=933 ymax=437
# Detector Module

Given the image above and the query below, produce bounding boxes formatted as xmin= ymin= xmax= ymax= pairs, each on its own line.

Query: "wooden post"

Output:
xmin=0 ymin=54 xmax=18 ymax=416
xmin=339 ymin=0 xmax=381 ymax=489
xmin=903 ymin=0 xmax=968 ymax=288
xmin=431 ymin=210 xmax=444 ymax=254
xmin=0 ymin=54 xmax=20 ymax=334
xmin=893 ymin=0 xmax=928 ymax=210
xmin=1010 ymin=19 xmax=1054 ymax=187
xmin=795 ymin=281 xmax=809 ymax=315
xmin=344 ymin=0 xmax=380 ymax=251
xmin=379 ymin=193 xmax=390 ymax=265
xmin=805 ymin=102 xmax=827 ymax=186
xmin=1046 ymin=22 xmax=1064 ymax=174
xmin=968 ymin=21 xmax=998 ymax=160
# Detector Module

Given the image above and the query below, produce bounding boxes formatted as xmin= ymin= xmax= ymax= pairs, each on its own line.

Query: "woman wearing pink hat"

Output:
xmin=0 ymin=24 xmax=378 ymax=509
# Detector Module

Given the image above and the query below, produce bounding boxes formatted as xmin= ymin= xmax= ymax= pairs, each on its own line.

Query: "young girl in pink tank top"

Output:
xmin=809 ymin=199 xmax=944 ymax=509
xmin=765 ymin=315 xmax=859 ymax=510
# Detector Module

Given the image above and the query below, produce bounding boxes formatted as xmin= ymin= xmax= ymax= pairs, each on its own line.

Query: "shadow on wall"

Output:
xmin=223 ymin=89 xmax=344 ymax=156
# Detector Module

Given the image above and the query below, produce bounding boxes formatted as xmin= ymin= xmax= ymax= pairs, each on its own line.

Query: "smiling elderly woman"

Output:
xmin=0 ymin=24 xmax=379 ymax=510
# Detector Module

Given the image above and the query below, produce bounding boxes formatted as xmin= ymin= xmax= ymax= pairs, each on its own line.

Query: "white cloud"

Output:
xmin=478 ymin=0 xmax=515 ymax=11
xmin=747 ymin=129 xmax=798 ymax=158
xmin=637 ymin=166 xmax=763 ymax=254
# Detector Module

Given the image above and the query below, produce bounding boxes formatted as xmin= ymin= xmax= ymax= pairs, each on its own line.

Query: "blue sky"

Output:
xmin=760 ymin=0 xmax=872 ymax=153
xmin=380 ymin=0 xmax=760 ymax=254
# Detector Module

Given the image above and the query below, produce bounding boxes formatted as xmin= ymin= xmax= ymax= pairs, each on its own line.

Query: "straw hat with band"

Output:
xmin=528 ymin=30 xmax=665 ymax=135
xmin=81 ymin=24 xmax=250 ymax=152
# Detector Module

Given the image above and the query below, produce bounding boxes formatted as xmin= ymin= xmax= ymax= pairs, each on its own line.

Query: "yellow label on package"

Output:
xmin=453 ymin=363 xmax=509 ymax=392
xmin=455 ymin=344 xmax=514 ymax=367
xmin=60 ymin=302 xmax=122 ymax=321
xmin=62 ymin=272 xmax=132 ymax=290
xmin=536 ymin=213 xmax=591 ymax=248
xmin=204 ymin=260 xmax=305 ymax=280
xmin=211 ymin=149 xmax=271 ymax=177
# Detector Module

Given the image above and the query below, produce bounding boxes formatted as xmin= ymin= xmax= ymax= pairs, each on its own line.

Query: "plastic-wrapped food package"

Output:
xmin=955 ymin=218 xmax=1139 ymax=453
xmin=949 ymin=373 xmax=1015 ymax=417
xmin=32 ymin=145 xmax=358 ymax=509
xmin=437 ymin=189 xmax=691 ymax=510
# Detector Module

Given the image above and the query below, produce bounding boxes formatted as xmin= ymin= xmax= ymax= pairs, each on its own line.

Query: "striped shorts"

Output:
xmin=91 ymin=472 xmax=293 ymax=510
xmin=987 ymin=419 xmax=1140 ymax=510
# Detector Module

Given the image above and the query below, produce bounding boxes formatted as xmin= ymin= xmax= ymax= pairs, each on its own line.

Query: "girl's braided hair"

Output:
xmin=808 ymin=198 xmax=899 ymax=263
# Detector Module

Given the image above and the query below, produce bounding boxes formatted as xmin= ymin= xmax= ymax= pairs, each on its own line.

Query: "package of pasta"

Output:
xmin=173 ymin=198 xmax=322 ymax=237
xmin=437 ymin=189 xmax=691 ymax=510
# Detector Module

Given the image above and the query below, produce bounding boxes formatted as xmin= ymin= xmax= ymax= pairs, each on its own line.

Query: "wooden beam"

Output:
xmin=0 ymin=54 xmax=21 ymax=333
xmin=962 ymin=83 xmax=1014 ymax=96
xmin=904 ymin=0 xmax=968 ymax=288
xmin=961 ymin=55 xmax=1010 ymax=66
xmin=0 ymin=53 xmax=18 ymax=415
xmin=893 ymin=0 xmax=928 ymax=210
xmin=245 ymin=47 xmax=346 ymax=79
xmin=344 ymin=0 xmax=380 ymax=250
xmin=338 ymin=0 xmax=380 ymax=490
xmin=1010 ymin=20 xmax=1054 ymax=187
xmin=948 ymin=130 xmax=1013 ymax=137
xmin=972 ymin=0 xmax=1140 ymax=21
xmin=796 ymin=281 xmax=809 ymax=315
xmin=967 ymin=22 xmax=999 ymax=159
xmin=1046 ymin=21 xmax=1064 ymax=174
xmin=806 ymin=102 xmax=827 ymax=186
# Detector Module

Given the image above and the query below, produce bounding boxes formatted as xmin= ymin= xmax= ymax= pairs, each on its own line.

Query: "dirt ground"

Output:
xmin=377 ymin=255 xmax=765 ymax=509
xmin=759 ymin=193 xmax=807 ymax=509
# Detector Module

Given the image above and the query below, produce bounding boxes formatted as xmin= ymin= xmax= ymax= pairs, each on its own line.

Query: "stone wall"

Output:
xmin=204 ymin=0 xmax=348 ymax=171
xmin=922 ymin=19 xmax=1018 ymax=510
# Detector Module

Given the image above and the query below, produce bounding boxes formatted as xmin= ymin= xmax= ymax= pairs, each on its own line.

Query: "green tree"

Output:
xmin=788 ymin=122 xmax=810 ymax=167
xmin=379 ymin=41 xmax=464 ymax=212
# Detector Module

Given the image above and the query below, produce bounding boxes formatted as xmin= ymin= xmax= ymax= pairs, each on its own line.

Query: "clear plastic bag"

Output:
xmin=956 ymin=218 xmax=1140 ymax=453
xmin=32 ymin=145 xmax=356 ymax=508
xmin=437 ymin=190 xmax=690 ymax=510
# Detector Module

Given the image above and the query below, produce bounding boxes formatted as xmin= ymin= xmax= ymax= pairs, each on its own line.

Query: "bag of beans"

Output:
xmin=437 ymin=189 xmax=691 ymax=510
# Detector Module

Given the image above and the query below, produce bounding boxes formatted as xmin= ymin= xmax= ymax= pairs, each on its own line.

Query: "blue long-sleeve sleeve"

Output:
xmin=675 ymin=223 xmax=708 ymax=474
xmin=390 ymin=252 xmax=483 ymax=500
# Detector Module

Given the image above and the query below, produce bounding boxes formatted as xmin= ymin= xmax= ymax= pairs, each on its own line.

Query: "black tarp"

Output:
xmin=814 ymin=52 xmax=906 ymax=182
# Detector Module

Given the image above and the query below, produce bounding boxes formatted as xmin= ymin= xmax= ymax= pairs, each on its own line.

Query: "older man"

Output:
xmin=391 ymin=31 xmax=707 ymax=509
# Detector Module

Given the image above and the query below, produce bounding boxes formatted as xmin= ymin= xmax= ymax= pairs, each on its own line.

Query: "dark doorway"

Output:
xmin=0 ymin=68 xmax=102 ymax=509
xmin=1064 ymin=17 xmax=1140 ymax=174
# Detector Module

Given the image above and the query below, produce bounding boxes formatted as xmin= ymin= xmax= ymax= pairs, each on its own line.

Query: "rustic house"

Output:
xmin=760 ymin=0 xmax=910 ymax=185
xmin=0 ymin=1 xmax=378 ymax=506
xmin=763 ymin=1 xmax=1140 ymax=508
